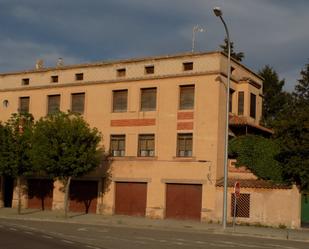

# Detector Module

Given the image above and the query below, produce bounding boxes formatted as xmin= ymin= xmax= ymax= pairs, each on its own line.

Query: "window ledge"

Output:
xmin=172 ymin=156 xmax=196 ymax=162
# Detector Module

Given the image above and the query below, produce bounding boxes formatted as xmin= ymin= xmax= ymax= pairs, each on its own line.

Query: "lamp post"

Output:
xmin=213 ymin=6 xmax=231 ymax=229
xmin=192 ymin=25 xmax=204 ymax=52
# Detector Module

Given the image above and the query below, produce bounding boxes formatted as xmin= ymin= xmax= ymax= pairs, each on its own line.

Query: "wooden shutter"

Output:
xmin=238 ymin=91 xmax=244 ymax=116
xmin=250 ymin=93 xmax=256 ymax=118
xmin=180 ymin=85 xmax=194 ymax=110
xmin=71 ymin=93 xmax=85 ymax=114
xmin=48 ymin=95 xmax=60 ymax=114
xmin=113 ymin=90 xmax=128 ymax=112
xmin=19 ymin=97 xmax=30 ymax=113
xmin=141 ymin=88 xmax=156 ymax=111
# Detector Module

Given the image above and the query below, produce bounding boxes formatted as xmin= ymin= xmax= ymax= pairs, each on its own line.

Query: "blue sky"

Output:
xmin=0 ymin=0 xmax=308 ymax=91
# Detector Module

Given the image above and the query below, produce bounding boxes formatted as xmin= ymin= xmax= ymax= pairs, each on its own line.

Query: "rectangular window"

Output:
xmin=229 ymin=90 xmax=234 ymax=113
xmin=110 ymin=135 xmax=125 ymax=157
xmin=22 ymin=78 xmax=30 ymax=86
xmin=250 ymin=93 xmax=256 ymax=118
xmin=140 ymin=88 xmax=157 ymax=111
xmin=117 ymin=68 xmax=126 ymax=77
xmin=145 ymin=65 xmax=154 ymax=74
xmin=47 ymin=94 xmax=60 ymax=114
xmin=71 ymin=93 xmax=85 ymax=114
xmin=231 ymin=193 xmax=250 ymax=218
xmin=238 ymin=91 xmax=244 ymax=116
xmin=138 ymin=134 xmax=155 ymax=157
xmin=75 ymin=73 xmax=84 ymax=81
xmin=19 ymin=97 xmax=30 ymax=113
xmin=51 ymin=75 xmax=59 ymax=83
xmin=113 ymin=89 xmax=128 ymax=112
xmin=177 ymin=133 xmax=193 ymax=157
xmin=183 ymin=62 xmax=193 ymax=71
xmin=179 ymin=85 xmax=194 ymax=110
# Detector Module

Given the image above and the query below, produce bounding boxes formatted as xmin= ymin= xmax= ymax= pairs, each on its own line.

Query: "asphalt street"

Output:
xmin=0 ymin=218 xmax=308 ymax=249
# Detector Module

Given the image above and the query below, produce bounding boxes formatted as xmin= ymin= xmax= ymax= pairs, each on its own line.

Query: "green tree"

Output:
xmin=220 ymin=38 xmax=245 ymax=61
xmin=31 ymin=112 xmax=103 ymax=217
xmin=0 ymin=113 xmax=34 ymax=214
xmin=273 ymin=62 xmax=309 ymax=191
xmin=229 ymin=135 xmax=283 ymax=182
xmin=258 ymin=65 xmax=291 ymax=127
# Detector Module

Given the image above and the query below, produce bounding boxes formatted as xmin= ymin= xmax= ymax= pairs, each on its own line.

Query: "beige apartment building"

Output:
xmin=0 ymin=51 xmax=301 ymax=227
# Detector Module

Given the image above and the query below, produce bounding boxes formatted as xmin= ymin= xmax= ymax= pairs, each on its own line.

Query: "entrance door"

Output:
xmin=3 ymin=177 xmax=14 ymax=207
xmin=28 ymin=179 xmax=54 ymax=210
xmin=69 ymin=180 xmax=98 ymax=214
xmin=166 ymin=183 xmax=202 ymax=220
xmin=301 ymin=193 xmax=309 ymax=227
xmin=115 ymin=182 xmax=147 ymax=216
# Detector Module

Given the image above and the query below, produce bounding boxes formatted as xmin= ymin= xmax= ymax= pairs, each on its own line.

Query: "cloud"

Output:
xmin=0 ymin=0 xmax=308 ymax=91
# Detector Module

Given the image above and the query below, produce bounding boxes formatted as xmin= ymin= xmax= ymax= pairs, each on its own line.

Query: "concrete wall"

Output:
xmin=215 ymin=186 xmax=301 ymax=228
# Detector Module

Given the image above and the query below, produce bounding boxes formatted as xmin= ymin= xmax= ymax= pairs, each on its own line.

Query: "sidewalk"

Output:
xmin=0 ymin=208 xmax=308 ymax=242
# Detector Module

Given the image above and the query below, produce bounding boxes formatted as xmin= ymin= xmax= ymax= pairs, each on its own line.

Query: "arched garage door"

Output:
xmin=165 ymin=183 xmax=202 ymax=220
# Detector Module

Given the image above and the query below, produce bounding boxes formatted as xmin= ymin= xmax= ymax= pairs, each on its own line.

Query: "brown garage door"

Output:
xmin=69 ymin=180 xmax=98 ymax=214
xmin=166 ymin=183 xmax=202 ymax=220
xmin=28 ymin=179 xmax=54 ymax=210
xmin=115 ymin=182 xmax=147 ymax=216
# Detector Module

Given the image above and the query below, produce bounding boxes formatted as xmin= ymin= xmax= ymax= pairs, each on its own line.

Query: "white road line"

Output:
xmin=195 ymin=241 xmax=206 ymax=244
xmin=24 ymin=231 xmax=34 ymax=235
xmin=42 ymin=235 xmax=53 ymax=239
xmin=9 ymin=228 xmax=17 ymax=231
xmin=61 ymin=240 xmax=74 ymax=244
xmin=85 ymin=245 xmax=101 ymax=249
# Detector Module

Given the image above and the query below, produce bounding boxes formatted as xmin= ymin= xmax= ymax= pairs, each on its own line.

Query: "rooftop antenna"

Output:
xmin=192 ymin=25 xmax=205 ymax=52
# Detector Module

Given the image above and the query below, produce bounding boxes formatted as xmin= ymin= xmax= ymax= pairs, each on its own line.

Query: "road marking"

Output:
xmin=195 ymin=241 xmax=206 ymax=244
xmin=42 ymin=235 xmax=53 ymax=239
xmin=62 ymin=240 xmax=74 ymax=244
xmin=9 ymin=228 xmax=17 ymax=231
xmin=77 ymin=227 xmax=88 ymax=231
xmin=24 ymin=231 xmax=33 ymax=235
xmin=85 ymin=246 xmax=101 ymax=249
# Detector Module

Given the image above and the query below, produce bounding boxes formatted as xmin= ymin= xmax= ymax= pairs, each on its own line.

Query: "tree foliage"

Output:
xmin=220 ymin=38 xmax=245 ymax=61
xmin=258 ymin=65 xmax=291 ymax=127
xmin=31 ymin=111 xmax=103 ymax=216
xmin=0 ymin=113 xmax=34 ymax=177
xmin=229 ymin=135 xmax=283 ymax=182
xmin=273 ymin=62 xmax=309 ymax=191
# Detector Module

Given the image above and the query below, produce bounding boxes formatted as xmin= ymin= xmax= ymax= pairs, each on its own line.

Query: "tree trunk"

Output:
xmin=17 ymin=176 xmax=22 ymax=215
xmin=64 ymin=176 xmax=71 ymax=218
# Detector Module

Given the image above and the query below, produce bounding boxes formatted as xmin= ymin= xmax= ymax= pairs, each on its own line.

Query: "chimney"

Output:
xmin=35 ymin=59 xmax=44 ymax=70
xmin=57 ymin=58 xmax=64 ymax=67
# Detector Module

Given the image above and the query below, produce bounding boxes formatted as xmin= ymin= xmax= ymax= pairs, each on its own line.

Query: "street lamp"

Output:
xmin=192 ymin=25 xmax=205 ymax=52
xmin=213 ymin=6 xmax=231 ymax=230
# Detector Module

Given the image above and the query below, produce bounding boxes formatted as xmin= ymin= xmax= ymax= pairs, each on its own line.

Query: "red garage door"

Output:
xmin=115 ymin=182 xmax=147 ymax=216
xmin=166 ymin=183 xmax=202 ymax=220
xmin=69 ymin=180 xmax=98 ymax=214
xmin=28 ymin=179 xmax=53 ymax=210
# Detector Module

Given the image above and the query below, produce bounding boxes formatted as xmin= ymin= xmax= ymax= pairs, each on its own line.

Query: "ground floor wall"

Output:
xmin=215 ymin=186 xmax=301 ymax=228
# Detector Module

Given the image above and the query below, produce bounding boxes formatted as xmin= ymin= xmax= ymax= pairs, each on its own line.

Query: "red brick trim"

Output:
xmin=177 ymin=112 xmax=194 ymax=120
xmin=177 ymin=122 xmax=193 ymax=130
xmin=111 ymin=118 xmax=156 ymax=127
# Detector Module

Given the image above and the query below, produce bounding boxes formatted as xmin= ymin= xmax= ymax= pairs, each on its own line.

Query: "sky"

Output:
xmin=0 ymin=0 xmax=308 ymax=91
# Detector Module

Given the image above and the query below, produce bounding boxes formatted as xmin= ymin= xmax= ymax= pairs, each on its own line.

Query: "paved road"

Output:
xmin=0 ymin=222 xmax=97 ymax=249
xmin=0 ymin=218 xmax=308 ymax=249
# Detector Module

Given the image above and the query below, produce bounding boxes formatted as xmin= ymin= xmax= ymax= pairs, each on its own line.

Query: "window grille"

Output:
xmin=19 ymin=97 xmax=30 ymax=113
xmin=138 ymin=134 xmax=155 ymax=157
xmin=47 ymin=94 xmax=60 ymax=114
xmin=110 ymin=135 xmax=125 ymax=157
xmin=238 ymin=91 xmax=244 ymax=116
xmin=177 ymin=133 xmax=193 ymax=157
xmin=231 ymin=193 xmax=250 ymax=218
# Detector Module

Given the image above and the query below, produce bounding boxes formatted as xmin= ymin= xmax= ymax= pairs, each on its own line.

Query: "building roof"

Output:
xmin=229 ymin=115 xmax=274 ymax=134
xmin=0 ymin=51 xmax=263 ymax=81
xmin=216 ymin=178 xmax=291 ymax=189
